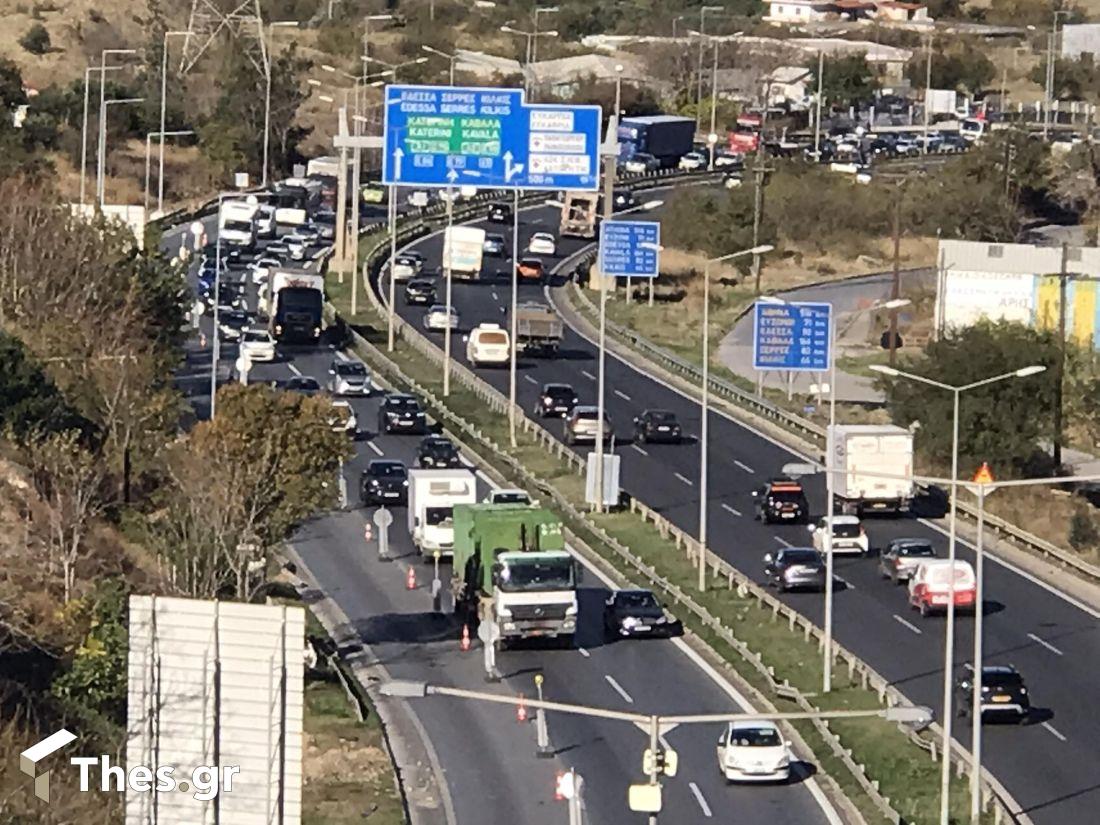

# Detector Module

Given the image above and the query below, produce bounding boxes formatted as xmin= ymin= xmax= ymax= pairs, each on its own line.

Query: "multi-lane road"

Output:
xmin=380 ymin=195 xmax=1100 ymax=825
xmin=163 ymin=216 xmax=843 ymax=825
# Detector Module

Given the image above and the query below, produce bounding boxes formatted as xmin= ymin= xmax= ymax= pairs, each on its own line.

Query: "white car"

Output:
xmin=392 ymin=252 xmax=423 ymax=281
xmin=527 ymin=232 xmax=557 ymax=256
xmin=717 ymin=720 xmax=792 ymax=783
xmin=256 ymin=206 xmax=276 ymax=239
xmin=482 ymin=489 xmax=532 ymax=505
xmin=713 ymin=151 xmax=743 ymax=168
xmin=283 ymin=233 xmax=307 ymax=261
xmin=678 ymin=151 xmax=707 ymax=171
xmin=328 ymin=359 xmax=371 ymax=395
xmin=810 ymin=515 xmax=869 ymax=556
xmin=328 ymin=400 xmax=357 ymax=435
xmin=250 ymin=257 xmax=281 ymax=285
xmin=238 ymin=327 xmax=276 ymax=362
xmin=465 ymin=323 xmax=510 ymax=366
xmin=423 ymin=304 xmax=459 ymax=332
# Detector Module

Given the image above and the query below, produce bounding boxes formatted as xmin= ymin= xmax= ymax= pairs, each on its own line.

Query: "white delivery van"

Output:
xmin=828 ymin=424 xmax=914 ymax=515
xmin=442 ymin=225 xmax=486 ymax=281
xmin=908 ymin=560 xmax=977 ymax=617
xmin=218 ymin=200 xmax=259 ymax=248
xmin=466 ymin=323 xmax=510 ymax=367
xmin=407 ymin=468 xmax=477 ymax=558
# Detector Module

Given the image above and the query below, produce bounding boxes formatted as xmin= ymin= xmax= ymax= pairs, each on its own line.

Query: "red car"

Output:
xmin=517 ymin=256 xmax=544 ymax=281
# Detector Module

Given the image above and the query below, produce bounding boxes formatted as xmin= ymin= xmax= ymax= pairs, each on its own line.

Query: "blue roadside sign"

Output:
xmin=599 ymin=221 xmax=660 ymax=278
xmin=752 ymin=301 xmax=831 ymax=372
xmin=381 ymin=85 xmax=601 ymax=191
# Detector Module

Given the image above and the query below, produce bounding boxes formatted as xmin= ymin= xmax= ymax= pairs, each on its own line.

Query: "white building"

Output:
xmin=764 ymin=0 xmax=930 ymax=24
xmin=765 ymin=0 xmax=830 ymax=22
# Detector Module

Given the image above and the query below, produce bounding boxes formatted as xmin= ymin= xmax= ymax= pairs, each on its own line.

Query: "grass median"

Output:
xmin=329 ymin=271 xmax=995 ymax=825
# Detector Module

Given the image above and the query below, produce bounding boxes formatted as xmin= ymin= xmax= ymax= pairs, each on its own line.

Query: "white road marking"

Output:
xmin=689 ymin=782 xmax=713 ymax=818
xmin=614 ymin=389 xmax=632 ymax=401
xmin=774 ymin=536 xmax=792 ymax=547
xmin=836 ymin=576 xmax=856 ymax=590
xmin=368 ymin=442 xmax=384 ymax=456
xmin=1042 ymin=722 xmax=1067 ymax=742
xmin=287 ymin=362 xmax=302 ymax=376
xmin=335 ymin=350 xmax=350 ymax=361
xmin=604 ymin=675 xmax=634 ymax=704
xmin=674 ymin=472 xmax=694 ymax=487
xmin=578 ymin=647 xmax=590 ymax=658
xmin=474 ymin=469 xmax=495 ymax=486
xmin=491 ymin=291 xmax=499 ymax=301
xmin=734 ymin=460 xmax=755 ymax=474
xmin=337 ymin=462 xmax=348 ymax=509
xmin=631 ymin=444 xmax=649 ymax=456
xmin=1027 ymin=632 xmax=1064 ymax=656
xmin=721 ymin=504 xmax=742 ymax=517
xmin=524 ymin=375 xmax=539 ymax=384
xmin=893 ymin=614 xmax=922 ymax=635
xmin=581 ymin=370 xmax=596 ymax=381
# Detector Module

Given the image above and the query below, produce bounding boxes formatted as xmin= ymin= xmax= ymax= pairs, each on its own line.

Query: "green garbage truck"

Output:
xmin=451 ymin=503 xmax=579 ymax=645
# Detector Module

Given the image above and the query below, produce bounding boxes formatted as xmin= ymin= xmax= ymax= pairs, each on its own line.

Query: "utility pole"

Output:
xmin=889 ymin=187 xmax=901 ymax=366
xmin=751 ymin=157 xmax=766 ymax=294
xmin=1054 ymin=242 xmax=1069 ymax=470
xmin=922 ymin=33 xmax=933 ymax=155
xmin=813 ymin=50 xmax=824 ymax=160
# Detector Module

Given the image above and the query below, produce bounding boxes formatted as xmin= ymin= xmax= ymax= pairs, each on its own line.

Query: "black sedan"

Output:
xmin=483 ymin=233 xmax=507 ymax=256
xmin=377 ymin=394 xmax=428 ymax=434
xmin=284 ymin=376 xmax=322 ymax=396
xmin=416 ymin=435 xmax=462 ymax=469
xmin=763 ymin=547 xmax=826 ymax=592
xmin=956 ymin=664 xmax=1030 ymax=722
xmin=404 ymin=277 xmax=436 ymax=305
xmin=487 ymin=202 xmax=513 ymax=223
xmin=359 ymin=460 xmax=408 ymax=505
xmin=632 ymin=410 xmax=683 ymax=444
xmin=534 ymin=383 xmax=578 ymax=418
xmin=604 ymin=590 xmax=679 ymax=638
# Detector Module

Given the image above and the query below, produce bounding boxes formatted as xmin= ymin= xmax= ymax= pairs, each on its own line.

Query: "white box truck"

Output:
xmin=407 ymin=468 xmax=477 ymax=558
xmin=827 ymin=424 xmax=914 ymax=515
xmin=218 ymin=200 xmax=259 ymax=248
xmin=442 ymin=225 xmax=486 ymax=281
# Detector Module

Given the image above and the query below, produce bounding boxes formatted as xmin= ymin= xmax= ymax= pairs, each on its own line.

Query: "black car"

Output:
xmin=487 ymin=202 xmax=513 ymax=223
xmin=604 ymin=590 xmax=678 ymax=638
xmin=416 ymin=435 xmax=462 ymax=468
xmin=285 ymin=376 xmax=322 ymax=396
xmin=483 ymin=233 xmax=507 ymax=256
xmin=956 ymin=664 xmax=1030 ymax=722
xmin=404 ymin=278 xmax=436 ymax=305
xmin=752 ymin=478 xmax=809 ymax=524
xmin=378 ymin=393 xmax=428 ymax=434
xmin=632 ymin=409 xmax=683 ymax=444
xmin=534 ymin=383 xmax=578 ymax=418
xmin=216 ymin=308 xmax=252 ymax=340
xmin=611 ymin=189 xmax=636 ymax=212
xmin=763 ymin=547 xmax=826 ymax=592
xmin=359 ymin=460 xmax=408 ymax=505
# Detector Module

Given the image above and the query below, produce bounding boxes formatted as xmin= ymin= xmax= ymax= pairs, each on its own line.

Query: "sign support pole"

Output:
xmin=595 ymin=118 xmax=618 ymax=513
xmin=387 ymin=185 xmax=398 ymax=351
xmin=823 ymin=307 xmax=837 ymax=693
xmin=443 ymin=180 xmax=455 ymax=397
xmin=509 ymin=187 xmax=520 ymax=448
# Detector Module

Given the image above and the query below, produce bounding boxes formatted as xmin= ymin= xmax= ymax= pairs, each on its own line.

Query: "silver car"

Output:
xmin=328 ymin=358 xmax=370 ymax=396
xmin=878 ymin=538 xmax=937 ymax=585
xmin=563 ymin=406 xmax=613 ymax=445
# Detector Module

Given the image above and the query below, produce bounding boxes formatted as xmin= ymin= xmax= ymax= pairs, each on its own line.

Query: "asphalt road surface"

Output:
xmin=381 ymin=196 xmax=1100 ymax=825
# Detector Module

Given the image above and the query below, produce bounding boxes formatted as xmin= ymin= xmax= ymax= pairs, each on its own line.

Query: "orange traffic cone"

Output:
xmin=460 ymin=624 xmax=471 ymax=652
xmin=516 ymin=694 xmax=528 ymax=723
xmin=406 ymin=567 xmax=416 ymax=590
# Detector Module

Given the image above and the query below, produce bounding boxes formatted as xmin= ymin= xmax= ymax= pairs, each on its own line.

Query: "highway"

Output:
xmin=164 ymin=218 xmax=842 ymax=825
xmin=380 ymin=196 xmax=1100 ymax=825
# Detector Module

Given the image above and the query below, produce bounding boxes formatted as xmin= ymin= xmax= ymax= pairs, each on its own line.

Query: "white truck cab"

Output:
xmin=407 ymin=469 xmax=477 ymax=558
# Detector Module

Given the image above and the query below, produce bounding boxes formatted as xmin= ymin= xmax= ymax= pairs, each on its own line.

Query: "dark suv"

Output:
xmin=377 ymin=394 xmax=428 ymax=434
xmin=956 ymin=664 xmax=1030 ymax=722
xmin=632 ymin=410 xmax=683 ymax=444
xmin=359 ymin=460 xmax=408 ymax=505
xmin=534 ymin=383 xmax=578 ymax=418
xmin=404 ymin=277 xmax=436 ymax=305
xmin=488 ymin=202 xmax=513 ymax=223
xmin=416 ymin=435 xmax=462 ymax=468
xmin=752 ymin=478 xmax=809 ymax=524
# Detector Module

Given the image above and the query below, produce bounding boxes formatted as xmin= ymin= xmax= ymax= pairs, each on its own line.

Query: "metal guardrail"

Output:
xmin=565 ymin=276 xmax=1100 ymax=587
xmin=343 ymin=202 xmax=1026 ymax=825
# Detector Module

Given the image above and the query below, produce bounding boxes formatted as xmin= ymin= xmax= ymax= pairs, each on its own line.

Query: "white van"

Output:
xmin=466 ymin=323 xmax=510 ymax=367
xmin=908 ymin=559 xmax=976 ymax=617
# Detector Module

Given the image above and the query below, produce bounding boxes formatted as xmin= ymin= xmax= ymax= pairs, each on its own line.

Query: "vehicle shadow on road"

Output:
xmin=787 ymin=760 xmax=819 ymax=786
xmin=350 ymin=612 xmax=460 ymax=646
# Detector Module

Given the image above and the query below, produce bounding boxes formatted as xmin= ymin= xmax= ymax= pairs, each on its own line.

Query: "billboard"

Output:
xmin=126 ymin=596 xmax=305 ymax=825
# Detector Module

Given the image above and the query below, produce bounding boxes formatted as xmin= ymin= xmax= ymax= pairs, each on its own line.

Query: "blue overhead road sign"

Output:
xmin=382 ymin=85 xmax=601 ymax=191
xmin=599 ymin=221 xmax=660 ymax=279
xmin=752 ymin=301 xmax=831 ymax=372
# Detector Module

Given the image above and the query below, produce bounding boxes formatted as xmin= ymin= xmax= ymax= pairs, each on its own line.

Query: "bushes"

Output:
xmin=19 ymin=22 xmax=51 ymax=55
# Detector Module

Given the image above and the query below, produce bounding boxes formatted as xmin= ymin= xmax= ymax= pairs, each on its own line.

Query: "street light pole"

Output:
xmin=501 ymin=25 xmax=558 ymax=98
xmin=145 ymin=130 xmax=194 ymax=214
xmin=699 ymin=246 xmax=773 ymax=592
xmin=707 ymin=38 xmax=718 ymax=171
xmin=263 ymin=22 xmax=302 ymax=188
xmin=158 ymin=31 xmax=188 ymax=213
xmin=869 ymin=363 xmax=1046 ymax=825
xmin=532 ymin=6 xmax=559 ymax=65
xmin=443 ymin=178 xmax=456 ymax=397
xmin=96 ymin=49 xmax=137 ymax=207
xmin=99 ymin=97 xmax=144 ymax=207
xmin=80 ymin=64 xmax=122 ymax=206
xmin=508 ymin=187 xmax=520 ymax=448
xmin=696 ymin=6 xmax=722 ymax=131
xmin=813 ymin=50 xmax=824 ymax=160
xmin=969 ymin=478 xmax=988 ymax=825
xmin=922 ymin=33 xmax=933 ymax=155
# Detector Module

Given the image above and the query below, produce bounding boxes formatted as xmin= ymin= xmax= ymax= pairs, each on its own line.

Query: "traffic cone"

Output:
xmin=460 ymin=624 xmax=471 ymax=652
xmin=406 ymin=566 xmax=416 ymax=590
xmin=516 ymin=693 xmax=528 ymax=723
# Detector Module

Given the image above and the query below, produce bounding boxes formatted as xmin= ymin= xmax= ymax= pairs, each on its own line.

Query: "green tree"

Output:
xmin=51 ymin=580 xmax=129 ymax=722
xmin=1069 ymin=506 xmax=1100 ymax=552
xmin=908 ymin=44 xmax=995 ymax=94
xmin=817 ymin=55 xmax=879 ymax=107
xmin=1029 ymin=55 xmax=1100 ymax=102
xmin=19 ymin=23 xmax=51 ymax=55
xmin=876 ymin=321 xmax=1059 ymax=473
xmin=0 ymin=331 xmax=91 ymax=439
